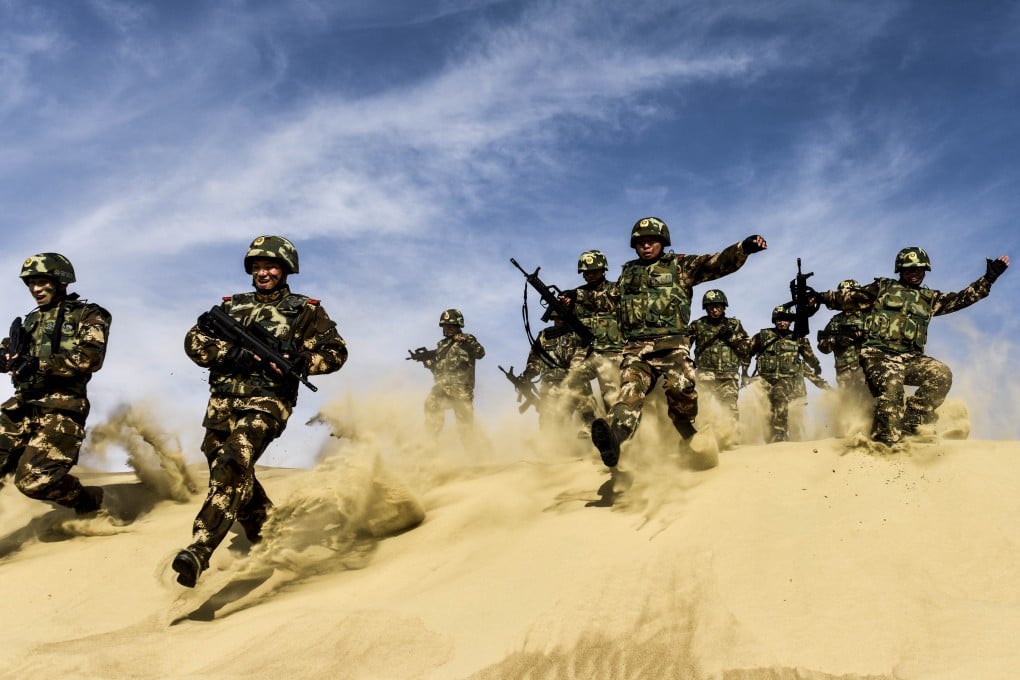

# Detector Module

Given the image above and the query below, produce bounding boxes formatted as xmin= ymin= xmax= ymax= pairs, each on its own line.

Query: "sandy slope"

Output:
xmin=2 ymin=400 xmax=1020 ymax=680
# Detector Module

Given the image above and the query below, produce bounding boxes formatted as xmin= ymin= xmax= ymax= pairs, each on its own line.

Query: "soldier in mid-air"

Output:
xmin=590 ymin=217 xmax=767 ymax=468
xmin=419 ymin=309 xmax=486 ymax=446
xmin=812 ymin=247 xmax=1009 ymax=445
xmin=0 ymin=254 xmax=110 ymax=516
xmin=687 ymin=289 xmax=750 ymax=441
xmin=172 ymin=236 xmax=348 ymax=587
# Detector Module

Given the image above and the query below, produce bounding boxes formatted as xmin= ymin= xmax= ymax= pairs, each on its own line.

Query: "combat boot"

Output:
xmin=676 ymin=419 xmax=697 ymax=440
xmin=172 ymin=546 xmax=210 ymax=588
xmin=591 ymin=418 xmax=621 ymax=468
xmin=237 ymin=503 xmax=272 ymax=545
xmin=73 ymin=486 xmax=104 ymax=515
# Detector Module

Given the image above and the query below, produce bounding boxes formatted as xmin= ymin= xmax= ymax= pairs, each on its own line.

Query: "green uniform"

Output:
xmin=688 ymin=314 xmax=750 ymax=422
xmin=523 ymin=325 xmax=591 ymax=431
xmin=424 ymin=333 xmax=485 ymax=441
xmin=564 ymin=279 xmax=623 ymax=432
xmin=0 ymin=294 xmax=111 ymax=509
xmin=748 ymin=327 xmax=821 ymax=442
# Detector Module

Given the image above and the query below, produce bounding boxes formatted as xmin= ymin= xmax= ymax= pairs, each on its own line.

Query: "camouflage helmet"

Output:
xmin=20 ymin=252 xmax=76 ymax=285
xmin=702 ymin=289 xmax=728 ymax=309
xmin=771 ymin=304 xmax=795 ymax=323
xmin=630 ymin=216 xmax=671 ymax=247
xmin=837 ymin=279 xmax=860 ymax=291
xmin=439 ymin=308 xmax=465 ymax=327
xmin=577 ymin=250 xmax=609 ymax=273
xmin=894 ymin=247 xmax=931 ymax=273
xmin=244 ymin=235 xmax=299 ymax=274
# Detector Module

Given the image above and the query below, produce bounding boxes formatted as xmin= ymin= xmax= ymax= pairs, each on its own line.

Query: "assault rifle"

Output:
xmin=789 ymin=258 xmax=819 ymax=339
xmin=406 ymin=346 xmax=437 ymax=364
xmin=3 ymin=317 xmax=35 ymax=379
xmin=197 ymin=306 xmax=317 ymax=392
xmin=510 ymin=258 xmax=595 ymax=347
xmin=498 ymin=365 xmax=540 ymax=414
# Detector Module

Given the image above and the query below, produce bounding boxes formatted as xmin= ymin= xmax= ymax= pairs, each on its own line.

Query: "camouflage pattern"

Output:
xmin=564 ymin=277 xmax=623 ymax=431
xmin=577 ymin=250 xmax=609 ymax=273
xmin=438 ymin=309 xmax=465 ymax=327
xmin=424 ymin=332 xmax=485 ymax=440
xmin=244 ymin=235 xmax=299 ymax=274
xmin=749 ymin=327 xmax=822 ymax=442
xmin=183 ymin=284 xmax=347 ymax=561
xmin=522 ymin=325 xmax=591 ymax=430
xmin=607 ymin=240 xmax=753 ymax=443
xmin=0 ymin=293 xmax=110 ymax=510
xmin=894 ymin=246 xmax=931 ymax=272
xmin=817 ymin=310 xmax=866 ymax=376
xmin=20 ymin=252 xmax=76 ymax=285
xmin=701 ymin=288 xmax=728 ymax=308
xmin=571 ymin=279 xmax=623 ymax=353
xmin=822 ymin=269 xmax=996 ymax=443
xmin=688 ymin=313 xmax=750 ymax=420
xmin=629 ymin=216 xmax=671 ymax=247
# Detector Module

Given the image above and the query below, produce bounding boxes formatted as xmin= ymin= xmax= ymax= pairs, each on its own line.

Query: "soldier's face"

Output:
xmin=582 ymin=269 xmax=606 ymax=284
xmin=775 ymin=319 xmax=791 ymax=331
xmin=250 ymin=258 xmax=287 ymax=291
xmin=26 ymin=276 xmax=60 ymax=307
xmin=442 ymin=324 xmax=460 ymax=337
xmin=899 ymin=268 xmax=926 ymax=286
xmin=633 ymin=237 xmax=663 ymax=261
xmin=706 ymin=304 xmax=725 ymax=319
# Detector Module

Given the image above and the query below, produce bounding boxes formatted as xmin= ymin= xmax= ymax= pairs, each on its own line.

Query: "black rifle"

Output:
xmin=789 ymin=258 xmax=818 ymax=339
xmin=406 ymin=346 xmax=437 ymax=364
xmin=197 ymin=306 xmax=317 ymax=392
xmin=498 ymin=365 xmax=540 ymax=414
xmin=4 ymin=317 xmax=34 ymax=378
xmin=510 ymin=258 xmax=595 ymax=347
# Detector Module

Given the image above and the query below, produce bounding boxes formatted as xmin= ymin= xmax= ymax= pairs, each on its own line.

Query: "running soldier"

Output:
xmin=519 ymin=311 xmax=592 ymax=432
xmin=172 ymin=236 xmax=348 ymax=587
xmin=591 ymin=217 xmax=767 ymax=467
xmin=748 ymin=304 xmax=823 ymax=443
xmin=813 ymin=247 xmax=1009 ymax=445
xmin=561 ymin=250 xmax=623 ymax=437
xmin=688 ymin=289 xmax=750 ymax=437
xmin=0 ymin=253 xmax=110 ymax=515
xmin=420 ymin=309 xmax=485 ymax=445
xmin=816 ymin=279 xmax=867 ymax=391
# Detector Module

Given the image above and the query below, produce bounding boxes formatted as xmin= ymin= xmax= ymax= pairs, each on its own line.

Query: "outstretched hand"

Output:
xmin=986 ymin=255 xmax=1009 ymax=282
xmin=742 ymin=235 xmax=767 ymax=253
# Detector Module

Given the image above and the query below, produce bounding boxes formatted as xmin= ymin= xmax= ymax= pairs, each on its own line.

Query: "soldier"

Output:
xmin=172 ymin=236 xmax=348 ymax=588
xmin=561 ymin=250 xmax=623 ymax=437
xmin=420 ymin=309 xmax=485 ymax=444
xmin=816 ymin=279 xmax=867 ymax=391
xmin=519 ymin=310 xmax=591 ymax=432
xmin=590 ymin=217 xmax=767 ymax=467
xmin=814 ymin=247 xmax=1009 ymax=445
xmin=688 ymin=289 xmax=750 ymax=432
xmin=0 ymin=253 xmax=110 ymax=515
xmin=747 ymin=304 xmax=824 ymax=443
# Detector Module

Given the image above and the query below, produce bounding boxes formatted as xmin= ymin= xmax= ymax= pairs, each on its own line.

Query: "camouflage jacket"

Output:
xmin=688 ymin=315 xmax=750 ymax=377
xmin=618 ymin=242 xmax=751 ymax=350
xmin=817 ymin=311 xmax=866 ymax=373
xmin=185 ymin=285 xmax=347 ymax=421
xmin=822 ymin=273 xmax=994 ymax=355
xmin=1 ymin=293 xmax=111 ymax=414
xmin=570 ymin=279 xmax=623 ymax=353
xmin=749 ymin=327 xmax=821 ymax=380
xmin=427 ymin=333 xmax=485 ymax=390
xmin=522 ymin=325 xmax=579 ymax=384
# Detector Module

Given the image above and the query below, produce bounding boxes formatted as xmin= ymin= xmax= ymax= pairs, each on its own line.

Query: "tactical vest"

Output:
xmin=756 ymin=328 xmax=801 ymax=379
xmin=862 ymin=278 xmax=934 ymax=354
xmin=208 ymin=289 xmax=311 ymax=400
xmin=536 ymin=328 xmax=576 ymax=382
xmin=574 ymin=281 xmax=623 ymax=352
xmin=619 ymin=254 xmax=691 ymax=339
xmin=826 ymin=312 xmax=866 ymax=372
xmin=692 ymin=317 xmax=742 ymax=374
xmin=19 ymin=296 xmax=92 ymax=395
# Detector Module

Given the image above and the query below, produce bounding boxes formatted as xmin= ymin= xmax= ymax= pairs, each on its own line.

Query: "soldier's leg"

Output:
xmin=902 ymin=355 xmax=953 ymax=432
xmin=423 ymin=387 xmax=446 ymax=438
xmin=767 ymin=378 xmax=791 ymax=442
xmin=860 ymin=348 xmax=905 ymax=444
xmin=13 ymin=410 xmax=103 ymax=513
xmin=660 ymin=349 xmax=698 ymax=440
xmin=565 ymin=354 xmax=598 ymax=431
xmin=0 ymin=406 xmax=32 ymax=487
xmin=608 ymin=354 xmax=657 ymax=443
xmin=450 ymin=388 xmax=477 ymax=447
xmin=717 ymin=377 xmax=741 ymax=422
xmin=593 ymin=351 xmax=622 ymax=413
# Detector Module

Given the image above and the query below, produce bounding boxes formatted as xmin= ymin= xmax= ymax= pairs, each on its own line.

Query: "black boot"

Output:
xmin=172 ymin=547 xmax=209 ymax=588
xmin=73 ymin=486 xmax=104 ymax=515
xmin=676 ymin=420 xmax=697 ymax=440
xmin=591 ymin=418 xmax=621 ymax=468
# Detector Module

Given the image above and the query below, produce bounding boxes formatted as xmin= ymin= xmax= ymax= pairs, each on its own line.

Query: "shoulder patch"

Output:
xmin=306 ymin=298 xmax=320 ymax=306
xmin=222 ymin=296 xmax=233 ymax=302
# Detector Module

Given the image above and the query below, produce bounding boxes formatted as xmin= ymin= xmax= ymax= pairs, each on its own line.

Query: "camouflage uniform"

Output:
xmin=564 ymin=251 xmax=624 ymax=433
xmin=688 ymin=293 xmax=750 ymax=423
xmin=423 ymin=310 xmax=485 ymax=442
xmin=748 ymin=320 xmax=822 ymax=443
xmin=176 ymin=236 xmax=347 ymax=585
xmin=821 ymin=248 xmax=1004 ymax=444
xmin=0 ymin=254 xmax=110 ymax=513
xmin=522 ymin=323 xmax=591 ymax=430
xmin=594 ymin=218 xmax=761 ymax=466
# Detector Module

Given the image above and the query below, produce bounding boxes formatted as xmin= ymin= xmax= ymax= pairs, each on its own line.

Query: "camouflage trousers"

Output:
xmin=609 ymin=342 xmax=698 ymax=442
xmin=760 ymin=375 xmax=801 ymax=442
xmin=425 ymin=383 xmax=475 ymax=442
xmin=859 ymin=347 xmax=952 ymax=443
xmin=566 ymin=350 xmax=622 ymax=429
xmin=190 ymin=408 xmax=284 ymax=562
xmin=695 ymin=371 xmax=740 ymax=422
xmin=0 ymin=403 xmax=88 ymax=508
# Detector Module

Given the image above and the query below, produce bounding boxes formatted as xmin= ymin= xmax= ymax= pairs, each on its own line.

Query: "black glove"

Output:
xmin=741 ymin=235 xmax=767 ymax=253
xmin=224 ymin=345 xmax=257 ymax=371
xmin=290 ymin=352 xmax=311 ymax=379
xmin=716 ymin=325 xmax=733 ymax=341
xmin=10 ymin=355 xmax=40 ymax=381
xmin=814 ymin=364 xmax=822 ymax=376
xmin=986 ymin=258 xmax=1008 ymax=282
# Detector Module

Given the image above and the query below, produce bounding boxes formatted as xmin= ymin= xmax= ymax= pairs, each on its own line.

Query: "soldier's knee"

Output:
xmin=14 ymin=464 xmax=52 ymax=499
xmin=209 ymin=448 xmax=247 ymax=488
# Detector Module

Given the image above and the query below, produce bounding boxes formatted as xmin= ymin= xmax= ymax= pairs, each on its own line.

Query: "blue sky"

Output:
xmin=1 ymin=0 xmax=1018 ymax=462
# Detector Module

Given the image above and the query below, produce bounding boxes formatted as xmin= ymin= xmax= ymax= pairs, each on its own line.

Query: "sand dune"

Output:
xmin=1 ymin=391 xmax=1019 ymax=680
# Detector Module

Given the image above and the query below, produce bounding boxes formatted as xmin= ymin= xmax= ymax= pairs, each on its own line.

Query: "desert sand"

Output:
xmin=1 ymin=385 xmax=1019 ymax=680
